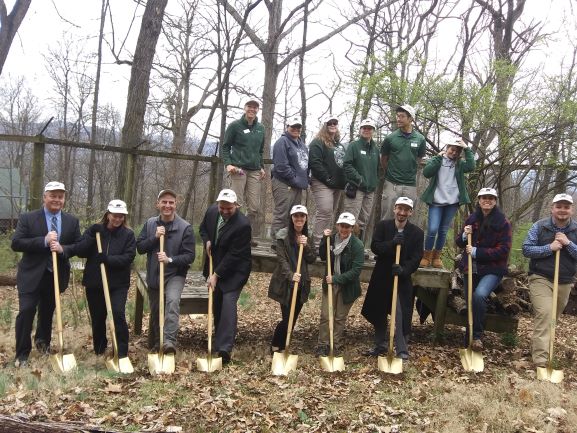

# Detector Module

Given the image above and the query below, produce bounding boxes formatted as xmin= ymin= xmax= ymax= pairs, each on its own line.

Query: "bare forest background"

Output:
xmin=1 ymin=0 xmax=577 ymax=235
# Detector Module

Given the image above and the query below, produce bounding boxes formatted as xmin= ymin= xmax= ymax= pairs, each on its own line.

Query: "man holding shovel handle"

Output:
xmin=11 ymin=181 xmax=81 ymax=368
xmin=523 ymin=193 xmax=577 ymax=376
xmin=361 ymin=197 xmax=423 ymax=360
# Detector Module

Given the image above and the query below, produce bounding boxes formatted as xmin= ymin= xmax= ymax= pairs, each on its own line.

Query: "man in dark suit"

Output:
xmin=11 ymin=181 xmax=81 ymax=367
xmin=199 ymin=189 xmax=252 ymax=364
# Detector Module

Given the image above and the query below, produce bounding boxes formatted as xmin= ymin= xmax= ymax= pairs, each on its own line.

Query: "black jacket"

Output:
xmin=11 ymin=208 xmax=81 ymax=293
xmin=199 ymin=204 xmax=252 ymax=293
xmin=361 ymin=219 xmax=423 ymax=326
xmin=76 ymin=225 xmax=136 ymax=290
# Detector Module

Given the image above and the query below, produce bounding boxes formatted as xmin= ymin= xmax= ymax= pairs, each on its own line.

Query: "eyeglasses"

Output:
xmin=326 ymin=121 xmax=338 ymax=126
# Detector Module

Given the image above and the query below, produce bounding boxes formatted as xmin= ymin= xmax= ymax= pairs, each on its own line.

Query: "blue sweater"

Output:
xmin=271 ymin=132 xmax=309 ymax=190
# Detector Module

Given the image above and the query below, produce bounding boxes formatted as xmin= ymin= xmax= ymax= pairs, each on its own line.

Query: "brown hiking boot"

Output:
xmin=420 ymin=250 xmax=432 ymax=267
xmin=431 ymin=250 xmax=444 ymax=268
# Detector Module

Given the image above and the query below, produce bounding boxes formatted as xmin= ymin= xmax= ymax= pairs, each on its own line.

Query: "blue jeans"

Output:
xmin=464 ymin=274 xmax=502 ymax=339
xmin=425 ymin=204 xmax=459 ymax=250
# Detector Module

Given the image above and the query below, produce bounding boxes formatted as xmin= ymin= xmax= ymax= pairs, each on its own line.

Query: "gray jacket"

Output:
xmin=136 ymin=214 xmax=196 ymax=289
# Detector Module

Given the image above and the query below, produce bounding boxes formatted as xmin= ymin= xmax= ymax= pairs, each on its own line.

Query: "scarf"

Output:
xmin=332 ymin=233 xmax=351 ymax=278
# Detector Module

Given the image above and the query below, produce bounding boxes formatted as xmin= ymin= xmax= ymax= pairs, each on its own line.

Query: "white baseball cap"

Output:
xmin=44 ymin=181 xmax=66 ymax=192
xmin=323 ymin=114 xmax=339 ymax=124
xmin=290 ymin=204 xmax=308 ymax=215
xmin=359 ymin=118 xmax=375 ymax=129
xmin=395 ymin=196 xmax=414 ymax=208
xmin=336 ymin=212 xmax=356 ymax=226
xmin=477 ymin=187 xmax=498 ymax=198
xmin=397 ymin=104 xmax=416 ymax=119
xmin=287 ymin=117 xmax=302 ymax=127
xmin=445 ymin=138 xmax=467 ymax=149
xmin=552 ymin=193 xmax=574 ymax=204
xmin=107 ymin=199 xmax=128 ymax=215
xmin=216 ymin=189 xmax=238 ymax=203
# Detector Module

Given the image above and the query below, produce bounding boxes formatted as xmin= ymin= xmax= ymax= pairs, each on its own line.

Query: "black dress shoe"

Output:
xmin=218 ymin=351 xmax=231 ymax=364
xmin=362 ymin=347 xmax=386 ymax=357
xmin=162 ymin=343 xmax=176 ymax=355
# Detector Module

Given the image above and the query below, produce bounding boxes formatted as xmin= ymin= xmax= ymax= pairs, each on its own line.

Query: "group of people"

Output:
xmin=10 ymin=100 xmax=577 ymax=373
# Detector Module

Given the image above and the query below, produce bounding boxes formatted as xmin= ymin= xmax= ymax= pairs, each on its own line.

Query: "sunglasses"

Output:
xmin=326 ymin=121 xmax=338 ymax=126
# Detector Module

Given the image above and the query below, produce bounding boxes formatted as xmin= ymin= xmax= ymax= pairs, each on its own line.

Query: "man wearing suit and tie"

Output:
xmin=11 ymin=181 xmax=81 ymax=367
xmin=199 ymin=189 xmax=252 ymax=364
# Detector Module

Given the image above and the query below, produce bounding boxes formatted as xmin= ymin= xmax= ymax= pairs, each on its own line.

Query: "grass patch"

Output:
xmin=500 ymin=332 xmax=518 ymax=347
xmin=238 ymin=291 xmax=253 ymax=309
xmin=0 ymin=298 xmax=13 ymax=328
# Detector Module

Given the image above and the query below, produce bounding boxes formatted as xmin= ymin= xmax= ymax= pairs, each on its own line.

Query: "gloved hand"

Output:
xmin=344 ymin=183 xmax=357 ymax=199
xmin=95 ymin=252 xmax=107 ymax=265
xmin=88 ymin=224 xmax=104 ymax=237
xmin=391 ymin=264 xmax=403 ymax=276
xmin=392 ymin=232 xmax=404 ymax=246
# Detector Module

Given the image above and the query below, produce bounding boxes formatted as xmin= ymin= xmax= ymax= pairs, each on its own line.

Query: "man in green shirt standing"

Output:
xmin=380 ymin=104 xmax=427 ymax=220
xmin=221 ymin=99 xmax=266 ymax=246
xmin=343 ymin=119 xmax=380 ymax=239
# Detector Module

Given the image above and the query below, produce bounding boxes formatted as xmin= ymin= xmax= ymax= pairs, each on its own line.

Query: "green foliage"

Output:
xmin=500 ymin=332 xmax=518 ymax=347
xmin=0 ymin=232 xmax=19 ymax=274
xmin=238 ymin=291 xmax=252 ymax=309
xmin=0 ymin=298 xmax=13 ymax=328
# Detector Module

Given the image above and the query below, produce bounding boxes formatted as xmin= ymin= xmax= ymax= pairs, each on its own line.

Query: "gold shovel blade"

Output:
xmin=536 ymin=366 xmax=563 ymax=383
xmin=378 ymin=354 xmax=403 ymax=374
xmin=114 ymin=356 xmax=134 ymax=374
xmin=50 ymin=353 xmax=77 ymax=374
xmin=105 ymin=356 xmax=120 ymax=373
xmin=196 ymin=356 xmax=223 ymax=373
xmin=271 ymin=352 xmax=298 ymax=376
xmin=459 ymin=348 xmax=484 ymax=372
xmin=319 ymin=355 xmax=345 ymax=372
xmin=147 ymin=353 xmax=175 ymax=375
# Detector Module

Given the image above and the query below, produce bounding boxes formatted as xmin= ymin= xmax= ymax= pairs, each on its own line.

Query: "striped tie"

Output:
xmin=47 ymin=216 xmax=58 ymax=272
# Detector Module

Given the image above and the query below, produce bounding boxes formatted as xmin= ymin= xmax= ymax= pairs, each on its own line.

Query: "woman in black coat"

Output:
xmin=268 ymin=205 xmax=316 ymax=352
xmin=76 ymin=200 xmax=136 ymax=357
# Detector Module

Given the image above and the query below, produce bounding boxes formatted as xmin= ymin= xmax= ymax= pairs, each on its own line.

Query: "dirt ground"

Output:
xmin=0 ymin=271 xmax=576 ymax=433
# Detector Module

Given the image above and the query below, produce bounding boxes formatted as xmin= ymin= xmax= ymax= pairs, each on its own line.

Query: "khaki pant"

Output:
xmin=343 ymin=191 xmax=374 ymax=231
xmin=381 ymin=180 xmax=417 ymax=220
xmin=528 ymin=274 xmax=572 ymax=365
xmin=229 ymin=169 xmax=262 ymax=234
xmin=318 ymin=284 xmax=354 ymax=349
xmin=310 ymin=177 xmax=342 ymax=249
xmin=271 ymin=177 xmax=303 ymax=237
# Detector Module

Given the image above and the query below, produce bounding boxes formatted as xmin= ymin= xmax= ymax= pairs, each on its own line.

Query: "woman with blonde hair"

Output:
xmin=309 ymin=115 xmax=347 ymax=249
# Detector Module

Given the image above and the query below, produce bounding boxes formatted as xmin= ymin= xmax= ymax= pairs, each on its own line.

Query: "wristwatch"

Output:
xmin=167 ymin=257 xmax=173 ymax=264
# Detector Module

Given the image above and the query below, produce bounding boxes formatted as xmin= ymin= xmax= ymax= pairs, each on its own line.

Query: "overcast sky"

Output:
xmin=2 ymin=0 xmax=575 ymax=141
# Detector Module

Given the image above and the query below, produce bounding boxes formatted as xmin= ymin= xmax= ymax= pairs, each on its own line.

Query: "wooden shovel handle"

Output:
xmin=467 ymin=233 xmax=473 ymax=348
xmin=208 ymin=253 xmax=214 ymax=359
xmin=326 ymin=236 xmax=335 ymax=354
xmin=548 ymin=250 xmax=560 ymax=366
xmin=159 ymin=234 xmax=165 ymax=354
xmin=52 ymin=251 xmax=65 ymax=354
xmin=388 ymin=244 xmax=401 ymax=355
xmin=96 ymin=232 xmax=120 ymax=358
xmin=284 ymin=242 xmax=304 ymax=354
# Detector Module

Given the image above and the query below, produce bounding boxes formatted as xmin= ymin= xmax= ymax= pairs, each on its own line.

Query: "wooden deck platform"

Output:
xmin=133 ymin=245 xmax=518 ymax=340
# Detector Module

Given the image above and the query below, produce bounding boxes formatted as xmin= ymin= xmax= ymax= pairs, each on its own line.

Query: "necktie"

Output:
xmin=47 ymin=215 xmax=58 ymax=272
xmin=51 ymin=216 xmax=58 ymax=235
xmin=215 ymin=217 xmax=226 ymax=245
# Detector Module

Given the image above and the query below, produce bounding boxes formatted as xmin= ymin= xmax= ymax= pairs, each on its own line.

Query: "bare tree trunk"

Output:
xmin=116 ymin=0 xmax=168 ymax=218
xmin=0 ymin=0 xmax=31 ymax=75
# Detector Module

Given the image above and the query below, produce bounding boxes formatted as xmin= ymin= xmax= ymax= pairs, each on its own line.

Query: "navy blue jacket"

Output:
xmin=271 ymin=132 xmax=309 ymax=190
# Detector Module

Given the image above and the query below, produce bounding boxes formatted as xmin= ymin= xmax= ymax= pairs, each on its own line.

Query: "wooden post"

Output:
xmin=29 ymin=139 xmax=45 ymax=211
xmin=208 ymin=155 xmax=218 ymax=204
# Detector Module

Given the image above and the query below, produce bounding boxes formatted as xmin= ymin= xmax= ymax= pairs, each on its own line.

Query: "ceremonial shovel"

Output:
xmin=148 ymin=235 xmax=175 ymax=375
xmin=196 ymin=253 xmax=222 ymax=372
xmin=536 ymin=249 xmax=563 ymax=383
xmin=271 ymin=243 xmax=304 ymax=376
xmin=459 ymin=233 xmax=484 ymax=372
xmin=50 ymin=251 xmax=77 ymax=373
xmin=96 ymin=233 xmax=134 ymax=374
xmin=319 ymin=236 xmax=345 ymax=372
xmin=378 ymin=244 xmax=403 ymax=374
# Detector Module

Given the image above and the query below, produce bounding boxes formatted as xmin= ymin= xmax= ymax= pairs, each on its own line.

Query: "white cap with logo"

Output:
xmin=107 ymin=199 xmax=128 ymax=214
xmin=336 ymin=212 xmax=356 ymax=226
xmin=290 ymin=204 xmax=308 ymax=215
xmin=477 ymin=187 xmax=498 ymax=198
xmin=216 ymin=189 xmax=238 ymax=203
xmin=287 ymin=117 xmax=302 ymax=127
xmin=395 ymin=196 xmax=414 ymax=208
xmin=552 ymin=193 xmax=574 ymax=204
xmin=44 ymin=181 xmax=66 ymax=192
xmin=323 ymin=114 xmax=338 ymax=124
xmin=359 ymin=118 xmax=376 ymax=129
